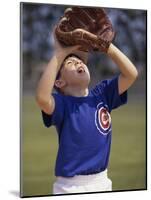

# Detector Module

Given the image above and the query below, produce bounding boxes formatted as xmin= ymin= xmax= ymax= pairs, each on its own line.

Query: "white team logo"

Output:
xmin=95 ymin=103 xmax=111 ymax=135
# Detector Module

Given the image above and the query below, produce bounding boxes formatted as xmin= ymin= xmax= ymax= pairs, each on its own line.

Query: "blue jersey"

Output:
xmin=42 ymin=76 xmax=127 ymax=177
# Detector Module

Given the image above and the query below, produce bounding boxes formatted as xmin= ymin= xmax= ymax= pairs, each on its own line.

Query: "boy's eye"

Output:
xmin=66 ymin=59 xmax=83 ymax=66
xmin=67 ymin=61 xmax=73 ymax=65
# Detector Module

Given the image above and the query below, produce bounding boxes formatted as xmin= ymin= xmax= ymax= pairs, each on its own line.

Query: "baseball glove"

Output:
xmin=55 ymin=6 xmax=115 ymax=53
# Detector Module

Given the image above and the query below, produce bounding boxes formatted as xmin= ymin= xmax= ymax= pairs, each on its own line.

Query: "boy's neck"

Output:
xmin=63 ymin=86 xmax=89 ymax=97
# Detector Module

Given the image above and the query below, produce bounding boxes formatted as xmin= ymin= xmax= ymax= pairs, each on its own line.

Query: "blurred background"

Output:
xmin=21 ymin=2 xmax=147 ymax=197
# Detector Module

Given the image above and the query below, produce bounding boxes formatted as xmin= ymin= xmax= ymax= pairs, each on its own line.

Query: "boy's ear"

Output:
xmin=54 ymin=79 xmax=66 ymax=89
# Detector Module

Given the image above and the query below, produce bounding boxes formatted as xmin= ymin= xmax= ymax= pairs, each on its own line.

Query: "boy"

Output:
xmin=36 ymin=33 xmax=138 ymax=194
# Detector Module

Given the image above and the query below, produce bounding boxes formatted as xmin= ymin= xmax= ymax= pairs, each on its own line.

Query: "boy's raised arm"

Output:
xmin=36 ymin=35 xmax=80 ymax=115
xmin=107 ymin=43 xmax=138 ymax=95
xmin=36 ymin=53 xmax=64 ymax=115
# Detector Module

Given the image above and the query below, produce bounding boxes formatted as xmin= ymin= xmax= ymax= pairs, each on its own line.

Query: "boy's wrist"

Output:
xmin=55 ymin=50 xmax=66 ymax=58
xmin=106 ymin=43 xmax=115 ymax=56
xmin=53 ymin=51 xmax=66 ymax=69
xmin=54 ymin=47 xmax=72 ymax=62
xmin=54 ymin=45 xmax=81 ymax=68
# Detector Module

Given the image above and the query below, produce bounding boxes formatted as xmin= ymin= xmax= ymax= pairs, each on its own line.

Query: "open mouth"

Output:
xmin=77 ymin=66 xmax=85 ymax=74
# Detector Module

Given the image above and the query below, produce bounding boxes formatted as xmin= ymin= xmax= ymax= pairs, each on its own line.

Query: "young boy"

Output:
xmin=36 ymin=33 xmax=138 ymax=194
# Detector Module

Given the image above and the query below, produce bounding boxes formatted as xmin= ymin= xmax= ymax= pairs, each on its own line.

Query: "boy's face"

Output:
xmin=56 ymin=56 xmax=90 ymax=90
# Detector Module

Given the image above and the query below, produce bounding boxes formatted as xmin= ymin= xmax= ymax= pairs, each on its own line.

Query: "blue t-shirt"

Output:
xmin=42 ymin=76 xmax=127 ymax=177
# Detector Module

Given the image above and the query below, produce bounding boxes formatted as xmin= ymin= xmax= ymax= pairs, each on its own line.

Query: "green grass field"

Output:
xmin=21 ymin=95 xmax=146 ymax=197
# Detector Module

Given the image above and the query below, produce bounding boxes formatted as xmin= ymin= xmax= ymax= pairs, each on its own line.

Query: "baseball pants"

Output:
xmin=52 ymin=169 xmax=112 ymax=194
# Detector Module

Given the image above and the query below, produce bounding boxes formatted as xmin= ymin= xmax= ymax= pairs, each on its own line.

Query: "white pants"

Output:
xmin=53 ymin=169 xmax=112 ymax=194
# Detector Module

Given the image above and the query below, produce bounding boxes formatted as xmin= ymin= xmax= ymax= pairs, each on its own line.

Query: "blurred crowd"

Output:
xmin=21 ymin=3 xmax=146 ymax=92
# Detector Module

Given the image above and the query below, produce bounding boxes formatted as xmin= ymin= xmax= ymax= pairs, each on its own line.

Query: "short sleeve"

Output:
xmin=92 ymin=76 xmax=127 ymax=111
xmin=41 ymin=93 xmax=65 ymax=128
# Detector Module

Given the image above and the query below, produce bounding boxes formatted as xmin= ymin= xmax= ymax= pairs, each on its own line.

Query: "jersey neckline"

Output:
xmin=58 ymin=90 xmax=93 ymax=102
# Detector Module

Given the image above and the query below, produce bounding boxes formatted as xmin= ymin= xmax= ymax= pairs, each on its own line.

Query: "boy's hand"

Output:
xmin=53 ymin=26 xmax=88 ymax=64
xmin=53 ymin=27 xmax=81 ymax=57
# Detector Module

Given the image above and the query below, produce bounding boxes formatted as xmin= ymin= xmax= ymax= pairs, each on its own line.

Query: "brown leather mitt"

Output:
xmin=55 ymin=6 xmax=115 ymax=53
